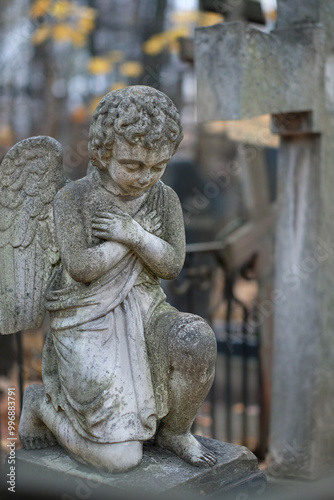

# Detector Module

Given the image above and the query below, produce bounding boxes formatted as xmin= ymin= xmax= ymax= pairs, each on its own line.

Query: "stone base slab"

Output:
xmin=2 ymin=436 xmax=268 ymax=499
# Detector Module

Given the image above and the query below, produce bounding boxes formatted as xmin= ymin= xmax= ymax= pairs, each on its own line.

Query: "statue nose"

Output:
xmin=138 ymin=172 xmax=150 ymax=185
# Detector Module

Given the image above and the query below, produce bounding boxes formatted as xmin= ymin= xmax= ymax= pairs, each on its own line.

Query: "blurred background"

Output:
xmin=0 ymin=0 xmax=278 ymax=467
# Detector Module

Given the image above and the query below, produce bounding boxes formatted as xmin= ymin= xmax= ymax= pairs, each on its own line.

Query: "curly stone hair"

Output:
xmin=88 ymin=86 xmax=184 ymax=170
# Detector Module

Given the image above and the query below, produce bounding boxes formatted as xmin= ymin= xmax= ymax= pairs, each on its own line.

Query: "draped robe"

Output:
xmin=43 ymin=181 xmax=171 ymax=444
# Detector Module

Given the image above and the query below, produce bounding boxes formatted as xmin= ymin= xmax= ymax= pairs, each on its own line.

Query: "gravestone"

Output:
xmin=195 ymin=0 xmax=334 ymax=479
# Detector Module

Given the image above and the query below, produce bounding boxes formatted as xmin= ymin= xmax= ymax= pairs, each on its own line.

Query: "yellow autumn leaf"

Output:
xmin=77 ymin=17 xmax=95 ymax=34
xmin=143 ymin=27 xmax=190 ymax=56
xmin=0 ymin=125 xmax=14 ymax=147
xmin=73 ymin=5 xmax=97 ymax=20
xmin=70 ymin=31 xmax=87 ymax=47
xmin=32 ymin=25 xmax=51 ymax=44
xmin=52 ymin=24 xmax=73 ymax=42
xmin=110 ymin=82 xmax=127 ymax=92
xmin=199 ymin=12 xmax=224 ymax=27
xmin=30 ymin=0 xmax=52 ymax=18
xmin=109 ymin=50 xmax=124 ymax=63
xmin=267 ymin=9 xmax=277 ymax=21
xmin=170 ymin=10 xmax=201 ymax=24
xmin=51 ymin=1 xmax=71 ymax=20
xmin=90 ymin=96 xmax=104 ymax=115
xmin=168 ymin=40 xmax=181 ymax=54
xmin=88 ymin=57 xmax=112 ymax=75
xmin=142 ymin=33 xmax=166 ymax=56
xmin=120 ymin=61 xmax=143 ymax=78
xmin=165 ymin=26 xmax=191 ymax=41
xmin=71 ymin=105 xmax=88 ymax=124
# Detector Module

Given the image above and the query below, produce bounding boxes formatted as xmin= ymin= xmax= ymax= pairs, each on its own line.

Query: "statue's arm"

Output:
xmin=129 ymin=186 xmax=185 ymax=280
xmin=54 ymin=187 xmax=129 ymax=283
xmin=92 ymin=186 xmax=185 ymax=280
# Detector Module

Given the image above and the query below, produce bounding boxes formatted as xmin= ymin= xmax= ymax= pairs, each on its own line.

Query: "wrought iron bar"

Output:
xmin=15 ymin=331 xmax=24 ymax=413
xmin=256 ymin=321 xmax=267 ymax=460
xmin=232 ymin=295 xmax=249 ymax=447
xmin=223 ymin=271 xmax=234 ymax=443
xmin=179 ymin=244 xmax=261 ymax=450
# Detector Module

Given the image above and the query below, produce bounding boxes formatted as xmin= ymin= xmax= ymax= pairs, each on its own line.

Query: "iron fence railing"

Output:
xmin=165 ymin=241 xmax=267 ymax=459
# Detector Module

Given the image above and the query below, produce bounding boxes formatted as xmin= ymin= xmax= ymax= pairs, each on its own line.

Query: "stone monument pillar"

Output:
xmin=195 ymin=0 xmax=334 ymax=479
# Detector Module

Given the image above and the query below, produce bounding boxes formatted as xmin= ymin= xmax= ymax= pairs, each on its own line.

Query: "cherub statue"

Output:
xmin=0 ymin=86 xmax=217 ymax=473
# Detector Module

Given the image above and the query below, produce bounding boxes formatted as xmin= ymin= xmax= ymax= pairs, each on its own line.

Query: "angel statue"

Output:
xmin=0 ymin=86 xmax=217 ymax=473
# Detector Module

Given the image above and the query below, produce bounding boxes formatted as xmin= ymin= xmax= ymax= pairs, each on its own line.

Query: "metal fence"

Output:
xmin=165 ymin=241 xmax=267 ymax=459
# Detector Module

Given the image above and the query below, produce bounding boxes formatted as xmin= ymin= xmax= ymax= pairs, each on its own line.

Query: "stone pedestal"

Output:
xmin=3 ymin=437 xmax=267 ymax=500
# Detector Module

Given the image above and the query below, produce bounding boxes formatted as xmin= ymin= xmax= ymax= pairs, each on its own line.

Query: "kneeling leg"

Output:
xmin=19 ymin=384 xmax=143 ymax=473
xmin=154 ymin=313 xmax=217 ymax=467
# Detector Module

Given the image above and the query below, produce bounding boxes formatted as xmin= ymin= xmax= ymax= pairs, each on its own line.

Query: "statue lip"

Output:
xmin=130 ymin=184 xmax=150 ymax=190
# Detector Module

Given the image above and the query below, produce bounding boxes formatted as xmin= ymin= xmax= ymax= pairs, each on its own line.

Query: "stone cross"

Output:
xmin=195 ymin=0 xmax=334 ymax=479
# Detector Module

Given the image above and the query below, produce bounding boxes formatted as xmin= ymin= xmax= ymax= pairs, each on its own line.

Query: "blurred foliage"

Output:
xmin=30 ymin=2 xmax=223 ymax=73
xmin=120 ymin=61 xmax=144 ymax=78
xmin=0 ymin=1 xmax=224 ymax=156
xmin=88 ymin=56 xmax=113 ymax=75
xmin=0 ymin=125 xmax=14 ymax=148
xmin=143 ymin=10 xmax=223 ymax=56
xmin=31 ymin=0 xmax=96 ymax=47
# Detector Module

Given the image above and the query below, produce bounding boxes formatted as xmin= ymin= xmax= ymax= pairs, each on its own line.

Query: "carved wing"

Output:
xmin=0 ymin=136 xmax=66 ymax=334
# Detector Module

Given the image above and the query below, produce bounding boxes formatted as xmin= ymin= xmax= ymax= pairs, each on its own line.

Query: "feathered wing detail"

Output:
xmin=0 ymin=136 xmax=66 ymax=334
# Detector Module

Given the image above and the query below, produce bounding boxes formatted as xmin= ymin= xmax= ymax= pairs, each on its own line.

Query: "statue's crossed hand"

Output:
xmin=92 ymin=210 xmax=138 ymax=245
xmin=136 ymin=207 xmax=163 ymax=236
xmin=92 ymin=208 xmax=162 ymax=245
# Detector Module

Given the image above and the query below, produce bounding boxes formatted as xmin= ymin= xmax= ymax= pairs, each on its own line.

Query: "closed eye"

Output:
xmin=124 ymin=164 xmax=141 ymax=171
xmin=152 ymin=163 xmax=166 ymax=172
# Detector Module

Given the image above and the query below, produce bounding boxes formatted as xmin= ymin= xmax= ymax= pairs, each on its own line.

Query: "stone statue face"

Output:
xmin=106 ymin=136 xmax=173 ymax=197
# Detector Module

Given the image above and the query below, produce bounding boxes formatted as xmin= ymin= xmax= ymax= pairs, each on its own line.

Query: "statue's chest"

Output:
xmin=80 ymin=188 xmax=151 ymax=245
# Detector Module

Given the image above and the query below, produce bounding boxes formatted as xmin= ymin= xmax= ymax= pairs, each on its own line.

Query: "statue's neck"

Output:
xmin=91 ymin=169 xmax=150 ymax=215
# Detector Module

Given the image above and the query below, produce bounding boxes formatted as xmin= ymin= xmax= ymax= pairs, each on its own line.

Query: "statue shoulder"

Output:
xmin=54 ymin=175 xmax=94 ymax=213
xmin=157 ymin=180 xmax=181 ymax=206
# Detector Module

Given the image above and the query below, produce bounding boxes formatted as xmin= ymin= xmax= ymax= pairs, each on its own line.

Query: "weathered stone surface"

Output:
xmin=195 ymin=22 xmax=323 ymax=122
xmin=270 ymin=134 xmax=325 ymax=479
xmin=276 ymin=0 xmax=319 ymax=28
xmin=12 ymin=437 xmax=267 ymax=499
xmin=0 ymin=136 xmax=65 ymax=334
xmin=194 ymin=0 xmax=334 ymax=480
xmin=1 ymin=86 xmax=219 ymax=475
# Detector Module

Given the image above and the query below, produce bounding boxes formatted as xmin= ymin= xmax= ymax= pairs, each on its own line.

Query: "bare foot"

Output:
xmin=155 ymin=428 xmax=216 ymax=468
xmin=19 ymin=385 xmax=57 ymax=450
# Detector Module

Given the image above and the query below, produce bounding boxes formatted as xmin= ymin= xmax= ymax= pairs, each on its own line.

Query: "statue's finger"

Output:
xmin=93 ymin=232 xmax=109 ymax=239
xmin=95 ymin=211 xmax=121 ymax=219
xmin=95 ymin=211 xmax=113 ymax=217
xmin=92 ymin=223 xmax=110 ymax=230
xmin=110 ymin=206 xmax=126 ymax=215
xmin=93 ymin=216 xmax=114 ymax=221
xmin=139 ymin=206 xmax=148 ymax=215
xmin=92 ymin=227 xmax=111 ymax=234
xmin=92 ymin=220 xmax=111 ymax=227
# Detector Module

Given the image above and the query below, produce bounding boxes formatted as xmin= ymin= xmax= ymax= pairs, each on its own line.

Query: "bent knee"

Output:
xmin=82 ymin=441 xmax=143 ymax=473
xmin=105 ymin=441 xmax=143 ymax=473
xmin=170 ymin=314 xmax=217 ymax=369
